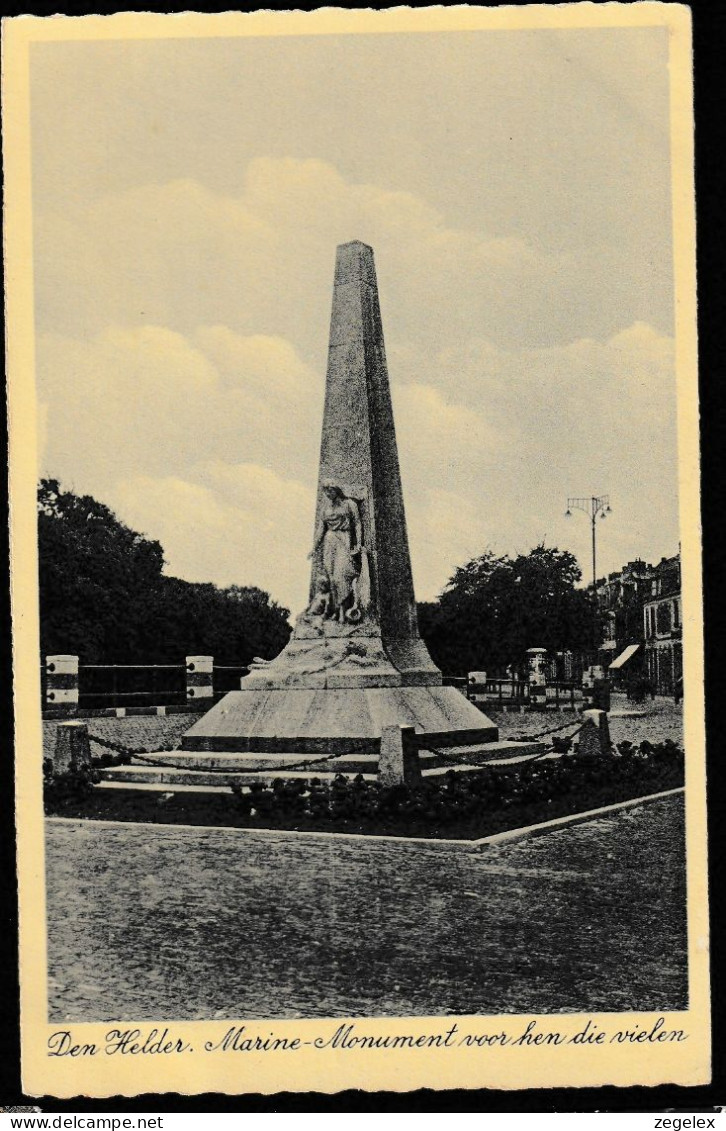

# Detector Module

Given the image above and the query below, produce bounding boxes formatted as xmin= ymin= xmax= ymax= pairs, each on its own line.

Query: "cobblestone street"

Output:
xmin=46 ymin=794 xmax=686 ymax=1024
xmin=492 ymin=692 xmax=683 ymax=746
xmin=42 ymin=713 xmax=194 ymax=762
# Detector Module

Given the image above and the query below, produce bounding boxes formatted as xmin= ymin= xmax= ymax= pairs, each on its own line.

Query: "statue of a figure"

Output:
xmin=306 ymin=576 xmax=332 ymax=618
xmin=308 ymin=484 xmax=365 ymax=623
xmin=295 ymin=576 xmax=332 ymax=634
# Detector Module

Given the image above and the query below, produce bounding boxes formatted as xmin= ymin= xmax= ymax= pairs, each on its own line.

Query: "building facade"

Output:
xmin=643 ymin=554 xmax=682 ymax=696
xmin=595 ymin=558 xmax=651 ymax=685
xmin=593 ymin=551 xmax=682 ymax=695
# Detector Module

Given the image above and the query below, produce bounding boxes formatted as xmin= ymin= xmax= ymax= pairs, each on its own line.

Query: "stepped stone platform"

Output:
xmin=98 ymin=738 xmax=547 ymax=793
xmin=181 ymin=685 xmax=499 ymax=755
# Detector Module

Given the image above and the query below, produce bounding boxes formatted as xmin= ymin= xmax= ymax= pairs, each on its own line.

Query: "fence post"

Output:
xmin=378 ymin=725 xmax=421 ymax=786
xmin=53 ymin=721 xmax=91 ymax=774
xmin=45 ymin=655 xmax=79 ymax=714
xmin=186 ymin=656 xmax=214 ymax=702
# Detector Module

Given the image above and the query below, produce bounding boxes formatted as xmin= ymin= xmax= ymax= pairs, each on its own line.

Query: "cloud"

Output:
xmin=34 ymin=157 xmax=571 ymax=356
xmin=407 ymin=489 xmax=494 ymax=600
xmin=28 ymin=26 xmax=681 ymax=624
xmin=36 ymin=323 xmax=323 ymax=502
xmin=390 ymin=320 xmax=675 ymax=453
xmin=33 ymin=156 xmax=679 ymax=605
xmin=393 ymin=381 xmax=500 ymax=484
xmin=35 ymin=312 xmax=678 ymax=606
xmin=35 ymin=319 xmax=323 ymax=612
xmin=192 ymin=326 xmax=317 ymax=400
xmin=34 ymin=312 xmax=505 ymax=607
xmin=112 ymin=464 xmax=315 ymax=614
xmin=391 ymin=321 xmax=678 ymax=596
xmin=36 ymin=325 xmax=218 ymax=495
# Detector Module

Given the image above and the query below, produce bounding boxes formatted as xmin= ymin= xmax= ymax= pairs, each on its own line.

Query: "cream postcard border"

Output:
xmin=4 ymin=3 xmax=707 ymax=1098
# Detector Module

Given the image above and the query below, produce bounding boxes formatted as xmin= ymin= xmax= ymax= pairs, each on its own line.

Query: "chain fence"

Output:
xmin=511 ymin=717 xmax=586 ymax=741
xmin=86 ymin=732 xmax=344 ymax=776
xmin=419 ymin=716 xmax=586 ymax=771
xmin=87 ymin=716 xmax=589 ymax=782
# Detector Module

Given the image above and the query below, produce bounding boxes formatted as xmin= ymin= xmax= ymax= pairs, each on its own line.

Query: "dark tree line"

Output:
xmin=37 ymin=479 xmax=291 ymax=664
xmin=418 ymin=545 xmax=598 ymax=677
xmin=38 ymin=480 xmax=596 ymax=677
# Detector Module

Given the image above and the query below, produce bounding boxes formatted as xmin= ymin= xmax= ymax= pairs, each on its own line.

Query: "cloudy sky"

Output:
xmin=30 ymin=24 xmax=679 ymax=616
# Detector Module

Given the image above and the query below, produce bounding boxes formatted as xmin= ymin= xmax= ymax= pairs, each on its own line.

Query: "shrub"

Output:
xmin=227 ymin=739 xmax=683 ymax=834
xmin=91 ymin=749 xmax=131 ymax=768
xmin=229 ymin=783 xmax=253 ymax=816
xmin=44 ymin=758 xmax=101 ymax=811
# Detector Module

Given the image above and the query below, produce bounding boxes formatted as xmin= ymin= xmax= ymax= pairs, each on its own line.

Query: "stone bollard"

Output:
xmin=186 ymin=655 xmax=213 ymax=702
xmin=53 ymin=721 xmax=92 ymax=775
xmin=45 ymin=655 xmax=79 ymax=714
xmin=378 ymin=725 xmax=421 ymax=787
xmin=576 ymin=709 xmax=612 ymax=757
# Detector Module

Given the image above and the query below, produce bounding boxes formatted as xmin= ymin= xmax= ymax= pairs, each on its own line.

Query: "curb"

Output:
xmin=46 ymin=787 xmax=684 ymax=854
xmin=469 ymin=787 xmax=683 ymax=849
xmin=42 ymin=703 xmax=210 ymax=721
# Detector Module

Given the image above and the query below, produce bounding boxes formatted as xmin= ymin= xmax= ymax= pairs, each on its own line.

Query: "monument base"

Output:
xmin=181 ymin=684 xmax=498 ymax=755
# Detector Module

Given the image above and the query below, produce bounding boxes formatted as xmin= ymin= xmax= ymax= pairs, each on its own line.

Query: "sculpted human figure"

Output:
xmin=306 ymin=577 xmax=331 ymax=618
xmin=308 ymin=484 xmax=364 ymax=623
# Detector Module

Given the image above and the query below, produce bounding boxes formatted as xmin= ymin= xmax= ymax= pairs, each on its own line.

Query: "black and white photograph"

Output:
xmin=5 ymin=4 xmax=707 ymax=1098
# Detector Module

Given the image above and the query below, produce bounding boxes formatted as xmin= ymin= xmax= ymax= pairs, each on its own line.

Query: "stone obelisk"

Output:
xmin=182 ymin=242 xmax=498 ymax=755
xmin=310 ymin=240 xmax=440 ymax=684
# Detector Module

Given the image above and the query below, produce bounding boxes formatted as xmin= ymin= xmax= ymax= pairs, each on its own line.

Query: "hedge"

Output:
xmin=43 ymin=740 xmax=684 ymax=840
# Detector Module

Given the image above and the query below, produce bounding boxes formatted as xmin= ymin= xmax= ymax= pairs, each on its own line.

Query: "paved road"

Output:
xmin=46 ymin=795 xmax=686 ymax=1023
xmin=491 ymin=693 xmax=684 ymax=747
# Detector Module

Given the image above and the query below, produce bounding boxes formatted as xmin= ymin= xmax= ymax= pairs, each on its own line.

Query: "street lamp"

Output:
xmin=565 ymin=495 xmax=612 ymax=591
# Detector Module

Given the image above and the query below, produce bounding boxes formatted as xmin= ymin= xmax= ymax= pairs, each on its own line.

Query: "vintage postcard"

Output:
xmin=4 ymin=3 xmax=706 ymax=1099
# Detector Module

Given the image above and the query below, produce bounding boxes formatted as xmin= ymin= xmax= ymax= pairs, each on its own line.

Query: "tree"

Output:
xmin=37 ymin=479 xmax=291 ymax=664
xmin=418 ymin=544 xmax=598 ymax=676
xmin=38 ymin=479 xmax=166 ymax=660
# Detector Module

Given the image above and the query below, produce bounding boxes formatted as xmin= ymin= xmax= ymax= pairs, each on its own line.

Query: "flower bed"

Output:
xmin=44 ymin=740 xmax=684 ymax=840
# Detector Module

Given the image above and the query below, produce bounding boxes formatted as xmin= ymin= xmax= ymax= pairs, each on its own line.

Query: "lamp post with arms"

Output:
xmin=565 ymin=494 xmax=612 ymax=691
xmin=565 ymin=494 xmax=612 ymax=591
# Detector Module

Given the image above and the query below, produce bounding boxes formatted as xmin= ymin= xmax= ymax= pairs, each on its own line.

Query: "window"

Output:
xmin=656 ymin=601 xmax=672 ymax=635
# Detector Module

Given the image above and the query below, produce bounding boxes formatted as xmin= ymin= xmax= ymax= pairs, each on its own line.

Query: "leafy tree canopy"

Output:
xmin=418 ymin=544 xmax=597 ymax=676
xmin=37 ymin=479 xmax=291 ymax=664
